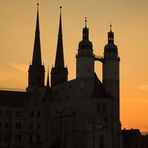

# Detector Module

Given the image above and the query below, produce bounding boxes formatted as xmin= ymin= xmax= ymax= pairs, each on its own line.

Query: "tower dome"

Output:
xmin=104 ymin=25 xmax=118 ymax=53
xmin=104 ymin=42 xmax=118 ymax=53
xmin=78 ymin=36 xmax=93 ymax=50
xmin=76 ymin=18 xmax=94 ymax=78
xmin=78 ymin=18 xmax=93 ymax=50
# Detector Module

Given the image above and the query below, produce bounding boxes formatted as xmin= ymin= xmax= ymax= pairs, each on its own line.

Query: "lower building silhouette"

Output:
xmin=122 ymin=129 xmax=148 ymax=148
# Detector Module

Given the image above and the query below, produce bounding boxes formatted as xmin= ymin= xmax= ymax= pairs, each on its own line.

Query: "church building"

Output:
xmin=0 ymin=4 xmax=122 ymax=148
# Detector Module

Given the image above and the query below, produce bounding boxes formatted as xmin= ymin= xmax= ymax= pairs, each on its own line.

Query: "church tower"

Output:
xmin=103 ymin=25 xmax=120 ymax=99
xmin=27 ymin=4 xmax=45 ymax=91
xmin=76 ymin=18 xmax=95 ymax=78
xmin=103 ymin=25 xmax=122 ymax=148
xmin=103 ymin=25 xmax=120 ymax=104
xmin=51 ymin=7 xmax=68 ymax=87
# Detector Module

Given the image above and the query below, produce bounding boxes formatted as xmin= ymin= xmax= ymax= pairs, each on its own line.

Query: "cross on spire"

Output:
xmin=85 ymin=17 xmax=87 ymax=27
xmin=108 ymin=24 xmax=114 ymax=43
xmin=110 ymin=24 xmax=112 ymax=32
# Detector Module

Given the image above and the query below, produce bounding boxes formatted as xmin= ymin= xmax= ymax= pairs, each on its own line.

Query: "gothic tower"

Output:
xmin=103 ymin=25 xmax=122 ymax=148
xmin=51 ymin=7 xmax=68 ymax=87
xmin=27 ymin=4 xmax=45 ymax=91
xmin=76 ymin=19 xmax=95 ymax=78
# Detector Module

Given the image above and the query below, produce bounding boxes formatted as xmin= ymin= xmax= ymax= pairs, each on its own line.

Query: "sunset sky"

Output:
xmin=0 ymin=0 xmax=148 ymax=132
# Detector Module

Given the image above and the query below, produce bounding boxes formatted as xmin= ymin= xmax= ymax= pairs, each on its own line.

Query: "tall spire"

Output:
xmin=51 ymin=6 xmax=68 ymax=87
xmin=55 ymin=6 xmax=64 ymax=68
xmin=27 ymin=3 xmax=45 ymax=91
xmin=32 ymin=3 xmax=42 ymax=65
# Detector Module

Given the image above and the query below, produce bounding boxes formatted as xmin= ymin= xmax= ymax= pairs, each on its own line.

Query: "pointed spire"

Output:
xmin=108 ymin=24 xmax=114 ymax=43
xmin=55 ymin=6 xmax=64 ymax=68
xmin=27 ymin=3 xmax=45 ymax=90
xmin=32 ymin=3 xmax=42 ymax=65
xmin=47 ymin=67 xmax=50 ymax=87
xmin=51 ymin=6 xmax=68 ymax=87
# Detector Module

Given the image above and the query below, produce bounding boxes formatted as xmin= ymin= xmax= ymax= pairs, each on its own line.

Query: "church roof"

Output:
xmin=0 ymin=90 xmax=31 ymax=107
xmin=52 ymin=73 xmax=111 ymax=100
xmin=92 ymin=73 xmax=112 ymax=98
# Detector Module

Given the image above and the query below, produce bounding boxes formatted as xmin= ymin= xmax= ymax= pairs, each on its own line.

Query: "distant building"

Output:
xmin=0 ymin=4 xmax=129 ymax=148
xmin=122 ymin=129 xmax=148 ymax=148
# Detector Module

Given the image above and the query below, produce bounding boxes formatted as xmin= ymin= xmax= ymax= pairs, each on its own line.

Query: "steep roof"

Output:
xmin=92 ymin=73 xmax=112 ymax=98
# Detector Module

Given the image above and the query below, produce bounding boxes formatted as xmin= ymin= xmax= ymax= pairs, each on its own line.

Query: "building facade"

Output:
xmin=0 ymin=5 xmax=123 ymax=148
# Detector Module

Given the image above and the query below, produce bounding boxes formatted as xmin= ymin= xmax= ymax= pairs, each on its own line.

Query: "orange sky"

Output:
xmin=0 ymin=0 xmax=148 ymax=132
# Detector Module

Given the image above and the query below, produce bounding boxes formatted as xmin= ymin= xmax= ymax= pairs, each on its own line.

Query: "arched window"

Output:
xmin=99 ymin=135 xmax=105 ymax=148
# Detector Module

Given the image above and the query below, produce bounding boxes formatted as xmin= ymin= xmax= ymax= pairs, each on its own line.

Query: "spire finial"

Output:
xmin=85 ymin=17 xmax=87 ymax=27
xmin=108 ymin=24 xmax=114 ymax=43
xmin=37 ymin=3 xmax=39 ymax=11
xmin=60 ymin=6 xmax=62 ymax=14
xmin=110 ymin=24 xmax=112 ymax=31
xmin=82 ymin=17 xmax=89 ymax=40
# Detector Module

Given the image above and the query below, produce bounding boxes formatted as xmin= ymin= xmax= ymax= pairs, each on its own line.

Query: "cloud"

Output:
xmin=9 ymin=63 xmax=28 ymax=72
xmin=137 ymin=85 xmax=148 ymax=91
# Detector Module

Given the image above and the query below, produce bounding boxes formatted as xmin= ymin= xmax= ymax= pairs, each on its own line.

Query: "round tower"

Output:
xmin=103 ymin=25 xmax=122 ymax=148
xmin=103 ymin=25 xmax=120 ymax=100
xmin=76 ymin=19 xmax=95 ymax=78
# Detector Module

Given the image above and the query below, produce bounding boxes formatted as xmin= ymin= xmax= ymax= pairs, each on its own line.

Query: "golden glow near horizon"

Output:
xmin=0 ymin=0 xmax=148 ymax=132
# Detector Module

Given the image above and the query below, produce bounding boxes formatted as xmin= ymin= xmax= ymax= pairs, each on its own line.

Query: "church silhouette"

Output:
xmin=0 ymin=4 xmax=148 ymax=148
